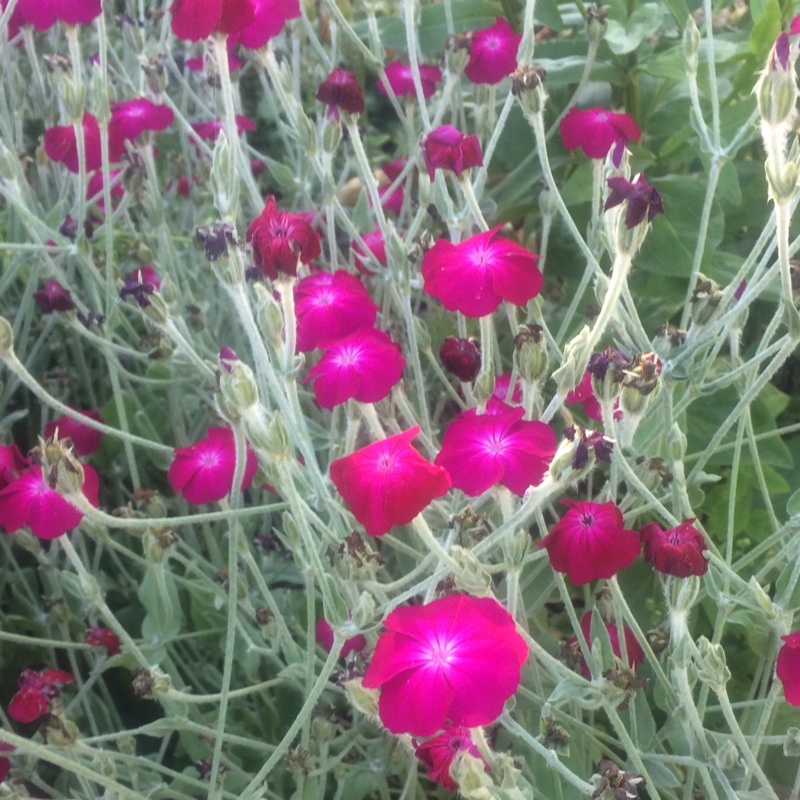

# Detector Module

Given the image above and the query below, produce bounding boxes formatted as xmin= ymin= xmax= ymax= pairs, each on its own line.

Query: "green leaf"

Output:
xmin=661 ymin=0 xmax=690 ymax=29
xmin=787 ymin=488 xmax=800 ymax=517
xmin=139 ymin=564 xmax=182 ymax=646
xmin=749 ymin=0 xmax=781 ymax=59
xmin=604 ymin=3 xmax=665 ymax=55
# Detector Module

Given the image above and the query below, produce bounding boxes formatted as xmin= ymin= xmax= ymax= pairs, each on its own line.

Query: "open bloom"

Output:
xmin=566 ymin=372 xmax=603 ymax=422
xmin=7 ymin=0 xmax=101 ymax=30
xmin=363 ymin=594 xmax=528 ymax=736
xmin=247 ymin=196 xmax=321 ymax=280
xmin=414 ymin=725 xmax=488 ymax=791
xmin=170 ymin=0 xmax=254 ymax=40
xmin=0 ymin=444 xmax=26 ymax=490
xmin=191 ymin=114 xmax=255 ymax=141
xmin=439 ymin=337 xmax=481 ymax=383
xmin=568 ymin=612 xmax=645 ymax=679
xmin=120 ymin=266 xmax=162 ymax=308
xmin=8 ymin=669 xmax=75 ymax=724
xmin=236 ymin=0 xmax=300 ymax=48
xmin=378 ymin=61 xmax=442 ymax=98
xmin=330 ymin=426 xmax=451 ymax=537
xmin=352 ymin=229 xmax=387 ymax=274
xmin=306 ymin=328 xmax=406 ymax=409
xmin=559 ymin=107 xmax=641 ymax=167
xmin=422 ymin=226 xmax=542 ymax=317
xmin=605 ymin=173 xmax=664 ymax=229
xmin=34 ymin=280 xmax=76 ymax=313
xmin=295 ymin=271 xmax=378 ymax=351
xmin=421 ymin=125 xmax=483 ymax=181
xmin=464 ymin=17 xmax=522 ymax=85
xmin=109 ymin=99 xmax=174 ymax=142
xmin=640 ymin=519 xmax=709 ymax=577
xmin=85 ymin=627 xmax=122 ymax=656
xmin=0 ymin=464 xmax=99 ymax=540
xmin=315 ymin=618 xmax=367 ymax=658
xmin=316 ymin=68 xmax=364 ymax=114
xmin=777 ymin=632 xmax=800 ymax=706
xmin=167 ymin=427 xmax=258 ymax=505
xmin=539 ymin=500 xmax=640 ymax=585
xmin=435 ymin=401 xmax=556 ymax=496
xmin=44 ymin=409 xmax=104 ymax=456
xmin=44 ymin=113 xmax=124 ymax=174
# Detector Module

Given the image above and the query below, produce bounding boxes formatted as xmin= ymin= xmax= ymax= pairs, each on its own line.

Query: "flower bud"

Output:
xmin=586 ymin=5 xmax=608 ymax=43
xmin=694 ymin=636 xmax=730 ymax=692
xmin=452 ymin=750 xmax=493 ymax=799
xmin=343 ymin=677 xmax=380 ymax=719
xmin=619 ymin=352 xmax=662 ymax=416
xmin=244 ymin=409 xmax=291 ymax=462
xmin=690 ymin=276 xmax=723 ymax=325
xmin=211 ymin=130 xmax=239 ymax=220
xmin=218 ymin=350 xmax=259 ymax=418
xmin=511 ymin=65 xmax=548 ymax=116
xmin=766 ymin=158 xmax=800 ymax=203
xmin=143 ymin=527 xmax=179 ymax=563
xmin=450 ymin=545 xmax=491 ymax=595
xmin=253 ymin=283 xmax=284 ymax=351
xmin=683 ymin=16 xmax=700 ymax=75
xmin=322 ymin=117 xmax=342 ymax=153
xmin=756 ymin=33 xmax=797 ymax=127
xmin=784 ymin=727 xmax=800 ymax=758
xmin=538 ymin=183 xmax=558 ymax=217
xmin=514 ymin=324 xmax=549 ymax=383
xmin=132 ymin=666 xmax=172 ymax=699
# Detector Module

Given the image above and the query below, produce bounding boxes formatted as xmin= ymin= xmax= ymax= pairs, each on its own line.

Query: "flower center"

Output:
xmin=426 ymin=637 xmax=457 ymax=668
xmin=581 ymin=513 xmax=594 ymax=526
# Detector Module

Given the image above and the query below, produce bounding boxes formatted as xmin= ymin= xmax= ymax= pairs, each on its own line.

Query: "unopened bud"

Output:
xmin=694 ymin=636 xmax=730 ymax=692
xmin=683 ymin=16 xmax=700 ymax=74
xmin=538 ymin=183 xmax=558 ymax=217
xmin=766 ymin=158 xmax=799 ymax=203
xmin=756 ymin=33 xmax=798 ymax=127
xmin=511 ymin=65 xmax=548 ymax=116
xmin=253 ymin=283 xmax=284 ymax=351
xmin=211 ymin=130 xmax=239 ymax=219
xmin=322 ymin=117 xmax=342 ymax=153
xmin=587 ymin=5 xmax=608 ymax=43
xmin=514 ymin=324 xmax=549 ymax=382
xmin=244 ymin=409 xmax=291 ymax=462
xmin=218 ymin=351 xmax=259 ymax=417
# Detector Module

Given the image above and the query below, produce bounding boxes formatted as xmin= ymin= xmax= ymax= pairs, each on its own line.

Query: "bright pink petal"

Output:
xmin=379 ymin=666 xmax=454 ymax=737
xmin=464 ymin=18 xmax=521 ymax=85
xmin=7 ymin=687 xmax=46 ymax=723
xmin=778 ymin=633 xmax=800 ymax=706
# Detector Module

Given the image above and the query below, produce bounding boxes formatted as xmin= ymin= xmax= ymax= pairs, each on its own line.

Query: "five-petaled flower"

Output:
xmin=378 ymin=61 xmax=442 ymax=98
xmin=8 ymin=668 xmax=75 ymax=724
xmin=169 ymin=0 xmax=255 ymax=41
xmin=539 ymin=500 xmax=640 ymax=585
xmin=414 ymin=725 xmax=489 ymax=791
xmin=167 ymin=427 xmax=258 ymax=505
xmin=316 ymin=68 xmax=365 ymax=114
xmin=777 ymin=632 xmax=800 ymax=706
xmin=247 ymin=196 xmax=321 ymax=280
xmin=44 ymin=112 xmax=124 ymax=174
xmin=422 ymin=225 xmax=542 ymax=317
xmin=567 ymin=612 xmax=645 ymax=680
xmin=605 ymin=173 xmax=664 ymax=229
xmin=559 ymin=107 xmax=641 ymax=167
xmin=109 ymin=98 xmax=174 ymax=142
xmin=85 ymin=627 xmax=122 ymax=656
xmin=640 ymin=519 xmax=709 ymax=578
xmin=464 ymin=17 xmax=522 ymax=85
xmin=421 ymin=125 xmax=483 ymax=181
xmin=362 ymin=594 xmax=528 ymax=736
xmin=330 ymin=426 xmax=451 ymax=537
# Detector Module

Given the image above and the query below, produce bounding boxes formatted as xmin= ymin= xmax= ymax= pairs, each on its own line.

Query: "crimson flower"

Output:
xmin=169 ymin=0 xmax=254 ymax=41
xmin=777 ymin=632 xmax=800 ymax=706
xmin=191 ymin=115 xmax=255 ymax=141
xmin=0 ymin=465 xmax=100 ymax=540
xmin=44 ymin=410 xmax=104 ymax=456
xmin=120 ymin=265 xmax=162 ymax=308
xmin=330 ymin=426 xmax=451 ymax=537
xmin=421 ymin=125 xmax=483 ymax=181
xmin=493 ymin=372 xmax=523 ymax=404
xmin=306 ymin=328 xmax=406 ymax=409
xmin=7 ymin=669 xmax=75 ymax=724
xmin=464 ymin=18 xmax=522 ymax=85
xmin=414 ymin=725 xmax=488 ymax=791
xmin=295 ymin=270 xmax=378 ymax=352
xmin=422 ymin=225 xmax=542 ymax=317
xmin=236 ymin=0 xmax=300 ymax=49
xmin=44 ymin=112 xmax=124 ymax=174
xmin=539 ymin=500 xmax=640 ymax=585
xmin=559 ymin=107 xmax=641 ymax=167
xmin=7 ymin=0 xmax=101 ymax=30
xmin=378 ymin=61 xmax=442 ymax=98
xmin=316 ymin=68 xmax=364 ymax=114
xmin=246 ymin=196 xmax=321 ymax=280
xmin=363 ymin=594 xmax=528 ymax=736
xmin=167 ymin=427 xmax=258 ymax=505
xmin=109 ymin=99 xmax=174 ymax=142
xmin=639 ymin=519 xmax=708 ymax=578
xmin=85 ymin=627 xmax=122 ymax=656
xmin=185 ymin=51 xmax=242 ymax=72
xmin=34 ymin=279 xmax=76 ymax=313
xmin=379 ymin=157 xmax=408 ymax=212
xmin=87 ymin=169 xmax=125 ymax=214
xmin=315 ymin=618 xmax=367 ymax=658
xmin=792 ymin=15 xmax=800 ymax=35
xmin=439 ymin=337 xmax=481 ymax=382
xmin=566 ymin=372 xmax=603 ymax=422
xmin=0 ymin=741 xmax=12 ymax=784
xmin=435 ymin=401 xmax=556 ymax=496
xmin=605 ymin=173 xmax=664 ymax=229
xmin=0 ymin=444 xmax=26 ymax=491
xmin=352 ymin=229 xmax=387 ymax=274
xmin=569 ymin=612 xmax=644 ymax=679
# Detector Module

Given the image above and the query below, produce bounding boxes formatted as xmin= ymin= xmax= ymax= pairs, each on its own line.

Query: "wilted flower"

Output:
xmin=8 ymin=669 xmax=75 ymax=724
xmin=640 ymin=519 xmax=709 ymax=577
xmin=34 ymin=280 xmax=76 ymax=313
xmin=120 ymin=266 xmax=161 ymax=308
xmin=560 ymin=107 xmax=641 ymax=167
xmin=85 ymin=627 xmax=122 ymax=656
xmin=316 ymin=67 xmax=364 ymax=114
xmin=421 ymin=125 xmax=483 ymax=181
xmin=414 ymin=725 xmax=488 ymax=791
xmin=169 ymin=0 xmax=255 ymax=41
xmin=439 ymin=337 xmax=481 ymax=382
xmin=378 ymin=61 xmax=442 ymax=98
xmin=566 ymin=373 xmax=604 ymax=422
xmin=315 ymin=618 xmax=367 ymax=658
xmin=464 ymin=17 xmax=522 ymax=85
xmin=44 ymin=409 xmax=104 ymax=457
xmin=777 ymin=632 xmax=800 ymax=706
xmin=605 ymin=173 xmax=664 ymax=229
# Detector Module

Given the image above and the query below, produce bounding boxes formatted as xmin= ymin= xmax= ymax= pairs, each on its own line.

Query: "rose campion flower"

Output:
xmin=379 ymin=156 xmax=408 ymax=213
xmin=316 ymin=67 xmax=364 ymax=114
xmin=352 ymin=229 xmax=387 ymax=274
xmin=566 ymin=372 xmax=603 ymax=422
xmin=295 ymin=271 xmax=378 ymax=352
xmin=8 ymin=669 xmax=75 ymax=724
xmin=167 ymin=427 xmax=258 ymax=505
xmin=559 ymin=107 xmax=641 ymax=167
xmin=439 ymin=337 xmax=481 ymax=383
xmin=435 ymin=400 xmax=557 ymax=496
xmin=246 ymin=196 xmax=321 ymax=281
xmin=120 ymin=266 xmax=162 ymax=308
xmin=236 ymin=0 xmax=300 ymax=49
xmin=422 ymin=225 xmax=542 ymax=317
xmin=378 ymin=61 xmax=442 ymax=98
xmin=44 ymin=409 xmax=104 ymax=457
xmin=306 ymin=328 xmax=406 ymax=409
xmin=330 ymin=426 xmax=451 ymax=537
xmin=87 ymin=169 xmax=125 ymax=214
xmin=44 ymin=112 xmax=124 ymax=174
xmin=191 ymin=115 xmax=255 ymax=141
xmin=169 ymin=0 xmax=254 ymax=41
xmin=7 ymin=0 xmax=101 ymax=30
xmin=362 ymin=594 xmax=528 ymax=736
xmin=34 ymin=279 xmax=76 ymax=313
xmin=568 ymin=612 xmax=645 ymax=679
xmin=421 ymin=125 xmax=483 ymax=181
xmin=0 ymin=465 xmax=100 ymax=540
xmin=605 ymin=173 xmax=664 ymax=229
xmin=0 ymin=444 xmax=25 ymax=490
xmin=85 ymin=627 xmax=122 ymax=656
xmin=539 ymin=500 xmax=640 ymax=585
xmin=639 ymin=519 xmax=709 ymax=578
xmin=109 ymin=99 xmax=174 ymax=142
xmin=777 ymin=632 xmax=800 ymax=706
xmin=493 ymin=372 xmax=523 ymax=404
xmin=315 ymin=618 xmax=367 ymax=658
xmin=185 ymin=50 xmax=242 ymax=72
xmin=464 ymin=18 xmax=522 ymax=85
xmin=414 ymin=725 xmax=489 ymax=791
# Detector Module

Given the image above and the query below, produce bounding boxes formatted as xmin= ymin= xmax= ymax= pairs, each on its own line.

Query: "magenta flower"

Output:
xmin=439 ymin=337 xmax=481 ymax=383
xmin=435 ymin=401 xmax=556 ymax=496
xmin=559 ymin=107 xmax=641 ymax=167
xmin=315 ymin=618 xmax=367 ymax=658
xmin=422 ymin=225 xmax=542 ymax=317
xmin=120 ymin=265 xmax=162 ymax=308
xmin=0 ymin=741 xmax=13 ymax=784
xmin=566 ymin=372 xmax=603 ymax=422
xmin=605 ymin=173 xmax=664 ymax=229
xmin=44 ymin=112 xmax=124 ymax=174
xmin=569 ymin=612 xmax=645 ymax=679
xmin=464 ymin=18 xmax=522 ymax=85
xmin=85 ymin=627 xmax=122 ymax=656
xmin=378 ymin=61 xmax=442 ymax=98
xmin=0 ymin=464 xmax=99 ymax=540
xmin=493 ymin=372 xmax=523 ymax=404
xmin=185 ymin=51 xmax=242 ymax=72
xmin=422 ymin=125 xmax=483 ymax=181
xmin=295 ymin=270 xmax=378 ymax=352
xmin=246 ymin=196 xmax=321 ymax=281
xmin=363 ymin=594 xmax=528 ymax=736
xmin=316 ymin=67 xmax=364 ymax=114
xmin=44 ymin=409 xmax=104 ymax=456
xmin=109 ymin=99 xmax=174 ymax=142
xmin=34 ymin=279 xmax=76 ymax=313
xmin=0 ymin=444 xmax=26 ymax=491
xmin=8 ymin=669 xmax=75 ymax=724
xmin=379 ymin=157 xmax=408 ymax=212
xmin=639 ymin=519 xmax=709 ymax=578
xmin=191 ymin=114 xmax=255 ymax=141
xmin=777 ymin=632 xmax=800 ymax=706
xmin=352 ymin=229 xmax=387 ymax=274
xmin=87 ymin=169 xmax=125 ymax=213
xmin=236 ymin=0 xmax=300 ymax=48
xmin=414 ymin=725 xmax=488 ymax=791
xmin=169 ymin=0 xmax=254 ymax=41
xmin=539 ymin=500 xmax=640 ymax=585
xmin=792 ymin=14 xmax=800 ymax=35
xmin=330 ymin=426 xmax=451 ymax=537
xmin=8 ymin=0 xmax=101 ymax=30
xmin=168 ymin=427 xmax=258 ymax=505
xmin=306 ymin=328 xmax=406 ymax=409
